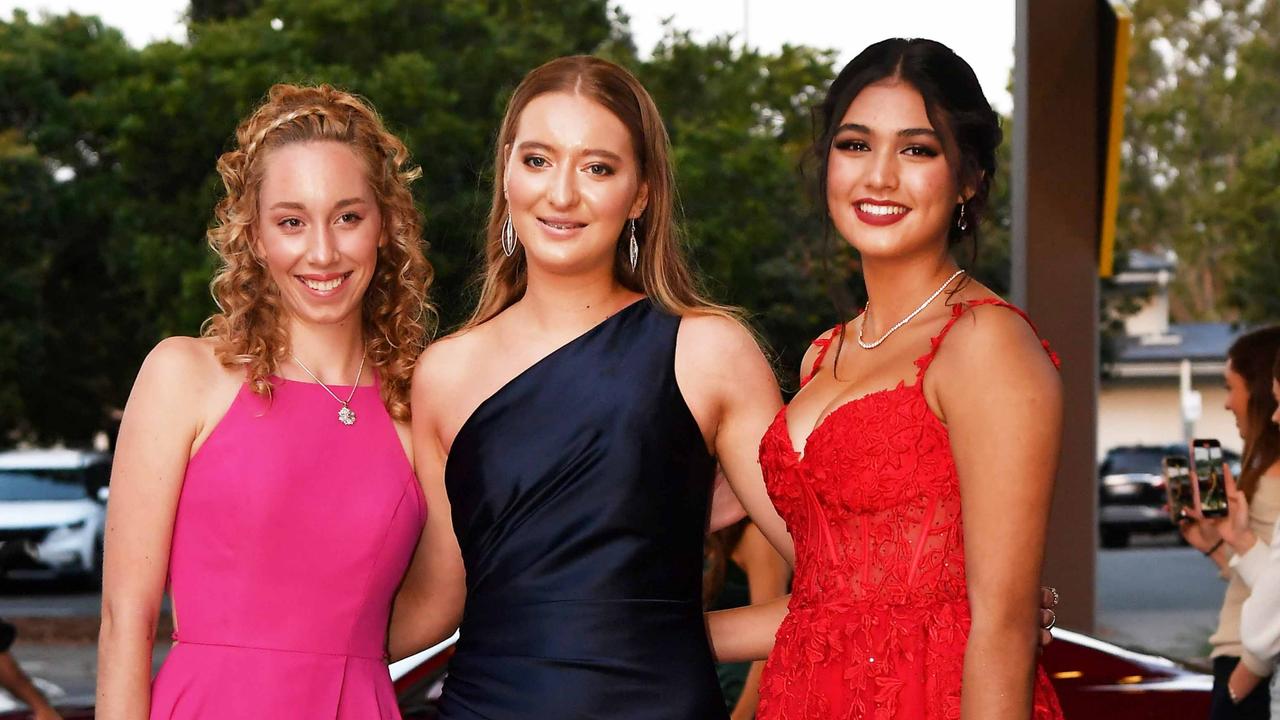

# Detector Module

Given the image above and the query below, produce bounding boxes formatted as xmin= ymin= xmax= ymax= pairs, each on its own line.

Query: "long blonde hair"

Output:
xmin=465 ymin=55 xmax=740 ymax=329
xmin=202 ymin=83 xmax=435 ymax=421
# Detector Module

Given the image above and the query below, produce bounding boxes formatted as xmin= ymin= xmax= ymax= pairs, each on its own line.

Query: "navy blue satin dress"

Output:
xmin=439 ymin=300 xmax=727 ymax=719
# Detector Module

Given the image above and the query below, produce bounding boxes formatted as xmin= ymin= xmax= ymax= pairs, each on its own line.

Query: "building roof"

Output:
xmin=1123 ymin=248 xmax=1178 ymax=274
xmin=1107 ymin=321 xmax=1239 ymax=378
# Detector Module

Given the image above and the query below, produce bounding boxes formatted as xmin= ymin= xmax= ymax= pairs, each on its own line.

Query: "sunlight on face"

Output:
xmin=255 ymin=141 xmax=382 ymax=328
xmin=825 ymin=81 xmax=962 ymax=262
xmin=505 ymin=92 xmax=647 ymax=276
xmin=1223 ymin=360 xmax=1250 ymax=440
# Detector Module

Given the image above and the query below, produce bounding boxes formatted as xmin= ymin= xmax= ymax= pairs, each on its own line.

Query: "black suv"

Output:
xmin=1099 ymin=443 xmax=1241 ymax=549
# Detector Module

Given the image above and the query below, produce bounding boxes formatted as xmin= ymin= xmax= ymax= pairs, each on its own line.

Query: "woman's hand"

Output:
xmin=1178 ymin=513 xmax=1222 ymax=554
xmin=1227 ymin=662 xmax=1262 ymax=705
xmin=1210 ymin=464 xmax=1257 ymax=555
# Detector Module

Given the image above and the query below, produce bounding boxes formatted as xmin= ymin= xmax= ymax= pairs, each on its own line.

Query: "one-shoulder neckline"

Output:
xmin=446 ymin=299 xmax=651 ymax=457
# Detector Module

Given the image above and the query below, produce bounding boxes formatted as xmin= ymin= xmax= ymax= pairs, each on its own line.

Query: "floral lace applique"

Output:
xmin=756 ymin=300 xmax=1064 ymax=720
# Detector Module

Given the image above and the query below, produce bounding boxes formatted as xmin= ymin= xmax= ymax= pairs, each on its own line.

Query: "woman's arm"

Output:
xmin=676 ymin=314 xmax=794 ymax=564
xmin=728 ymin=523 xmax=791 ymax=720
xmin=386 ymin=345 xmax=468 ymax=661
xmin=97 ymin=338 xmax=209 ymax=720
xmin=935 ymin=307 xmax=1063 ymax=720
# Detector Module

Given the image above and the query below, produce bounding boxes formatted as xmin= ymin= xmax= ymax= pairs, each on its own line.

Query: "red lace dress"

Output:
xmin=756 ymin=299 xmax=1064 ymax=720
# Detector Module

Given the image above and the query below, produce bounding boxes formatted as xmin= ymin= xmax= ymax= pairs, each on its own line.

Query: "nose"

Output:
xmin=547 ymin=164 xmax=580 ymax=209
xmin=865 ymin=146 xmax=898 ymax=192
xmin=304 ymin=224 xmax=340 ymax=267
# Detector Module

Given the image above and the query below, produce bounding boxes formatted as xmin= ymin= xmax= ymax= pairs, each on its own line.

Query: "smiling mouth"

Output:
xmin=296 ymin=272 xmax=352 ymax=292
xmin=538 ymin=218 xmax=588 ymax=231
xmin=856 ymin=202 xmax=909 ymax=216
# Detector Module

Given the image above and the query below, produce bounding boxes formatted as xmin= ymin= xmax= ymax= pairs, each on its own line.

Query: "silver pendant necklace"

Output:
xmin=858 ymin=269 xmax=966 ymax=350
xmin=290 ymin=353 xmax=367 ymax=426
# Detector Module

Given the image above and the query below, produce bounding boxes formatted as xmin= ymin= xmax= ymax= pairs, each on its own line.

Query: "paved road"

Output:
xmin=0 ymin=577 xmax=101 ymax=617
xmin=1095 ymin=540 xmax=1225 ymax=660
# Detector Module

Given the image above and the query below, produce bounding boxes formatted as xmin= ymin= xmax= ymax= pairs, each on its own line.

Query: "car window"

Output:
xmin=0 ymin=469 xmax=91 ymax=501
xmin=1104 ymin=449 xmax=1166 ymax=476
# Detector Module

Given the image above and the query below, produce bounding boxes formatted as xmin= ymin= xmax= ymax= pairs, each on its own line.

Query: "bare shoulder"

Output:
xmin=797 ymin=325 xmax=841 ymax=384
xmin=136 ymin=336 xmax=235 ymax=398
xmin=677 ymin=312 xmax=766 ymax=365
xmin=933 ymin=295 xmax=1060 ymax=388
xmin=675 ymin=311 xmax=778 ymax=411
xmin=411 ymin=326 xmax=486 ymax=410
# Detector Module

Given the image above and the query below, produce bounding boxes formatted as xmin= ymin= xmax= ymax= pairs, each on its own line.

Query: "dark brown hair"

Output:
xmin=1229 ymin=326 xmax=1280 ymax=499
xmin=814 ymin=38 xmax=1002 ymax=252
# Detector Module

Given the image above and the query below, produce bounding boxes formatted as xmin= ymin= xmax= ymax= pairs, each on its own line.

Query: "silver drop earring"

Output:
xmin=628 ymin=218 xmax=639 ymax=272
xmin=502 ymin=210 xmax=518 ymax=257
xmin=956 ymin=203 xmax=968 ymax=232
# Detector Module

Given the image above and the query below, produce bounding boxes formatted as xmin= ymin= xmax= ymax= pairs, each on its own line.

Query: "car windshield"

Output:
xmin=1104 ymin=449 xmax=1167 ymax=476
xmin=0 ymin=469 xmax=90 ymax=501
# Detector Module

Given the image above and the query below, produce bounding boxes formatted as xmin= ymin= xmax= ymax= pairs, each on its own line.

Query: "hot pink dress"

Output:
xmin=149 ymin=375 xmax=425 ymax=719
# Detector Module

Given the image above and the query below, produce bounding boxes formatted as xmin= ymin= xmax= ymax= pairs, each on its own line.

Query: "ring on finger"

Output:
xmin=1048 ymin=586 xmax=1060 ymax=608
xmin=1042 ymin=608 xmax=1057 ymax=631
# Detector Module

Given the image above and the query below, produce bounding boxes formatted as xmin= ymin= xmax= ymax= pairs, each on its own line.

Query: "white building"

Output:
xmin=1099 ymin=250 xmax=1243 ymax=458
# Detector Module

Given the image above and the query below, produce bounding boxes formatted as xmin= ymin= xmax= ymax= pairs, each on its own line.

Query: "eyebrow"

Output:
xmin=836 ymin=123 xmax=940 ymax=140
xmin=516 ymin=140 xmax=624 ymax=163
xmin=268 ymin=197 xmax=368 ymax=211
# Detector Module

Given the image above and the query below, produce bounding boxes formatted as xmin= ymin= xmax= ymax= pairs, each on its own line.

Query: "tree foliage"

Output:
xmin=0 ymin=1 xmax=1015 ymax=444
xmin=1118 ymin=0 xmax=1279 ymax=321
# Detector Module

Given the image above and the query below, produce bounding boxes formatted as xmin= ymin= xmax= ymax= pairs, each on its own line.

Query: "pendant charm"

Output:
xmin=338 ymin=404 xmax=357 ymax=426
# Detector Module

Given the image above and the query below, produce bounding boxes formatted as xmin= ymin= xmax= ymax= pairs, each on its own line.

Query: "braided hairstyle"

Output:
xmin=202 ymin=83 xmax=434 ymax=421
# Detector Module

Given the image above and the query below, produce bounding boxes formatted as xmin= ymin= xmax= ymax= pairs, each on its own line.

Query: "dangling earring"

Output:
xmin=628 ymin=218 xmax=639 ymax=272
xmin=502 ymin=210 xmax=518 ymax=257
xmin=956 ymin=203 xmax=968 ymax=232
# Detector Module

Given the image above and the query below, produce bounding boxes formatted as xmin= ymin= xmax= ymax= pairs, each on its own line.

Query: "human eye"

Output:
xmin=903 ymin=144 xmax=940 ymax=158
xmin=833 ymin=136 xmax=869 ymax=152
xmin=277 ymin=217 xmax=304 ymax=230
xmin=522 ymin=154 xmax=550 ymax=169
xmin=336 ymin=212 xmax=363 ymax=225
xmin=585 ymin=163 xmax=614 ymax=176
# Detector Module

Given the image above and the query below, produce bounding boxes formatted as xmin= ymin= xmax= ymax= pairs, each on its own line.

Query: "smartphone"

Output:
xmin=1191 ymin=438 xmax=1227 ymax=517
xmin=1162 ymin=456 xmax=1193 ymax=522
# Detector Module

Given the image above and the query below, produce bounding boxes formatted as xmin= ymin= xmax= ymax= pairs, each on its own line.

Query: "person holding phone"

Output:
xmin=1228 ymin=349 xmax=1280 ymax=720
xmin=1180 ymin=326 xmax=1280 ymax=719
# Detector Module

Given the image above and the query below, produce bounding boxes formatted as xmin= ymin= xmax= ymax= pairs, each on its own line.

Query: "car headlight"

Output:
xmin=1102 ymin=476 xmax=1141 ymax=496
xmin=65 ymin=519 xmax=87 ymax=531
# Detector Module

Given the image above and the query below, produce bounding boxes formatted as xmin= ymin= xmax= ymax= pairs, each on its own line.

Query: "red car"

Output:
xmin=3 ymin=629 xmax=1210 ymax=719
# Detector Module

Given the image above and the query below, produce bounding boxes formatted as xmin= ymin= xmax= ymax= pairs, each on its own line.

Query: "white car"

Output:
xmin=0 ymin=448 xmax=109 ymax=582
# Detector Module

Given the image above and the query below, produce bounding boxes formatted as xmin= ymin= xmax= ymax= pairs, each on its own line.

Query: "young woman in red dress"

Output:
xmin=710 ymin=38 xmax=1066 ymax=720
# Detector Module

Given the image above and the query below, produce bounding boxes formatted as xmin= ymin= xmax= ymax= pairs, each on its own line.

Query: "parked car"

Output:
xmin=1099 ymin=443 xmax=1241 ymax=548
xmin=0 ymin=627 xmax=1209 ymax=719
xmin=0 ymin=448 xmax=110 ymax=582
xmin=1042 ymin=628 xmax=1212 ymax=717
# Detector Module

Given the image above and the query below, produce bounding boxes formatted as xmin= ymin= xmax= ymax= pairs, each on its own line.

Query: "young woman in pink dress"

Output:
xmin=97 ymin=84 xmax=439 ymax=719
xmin=710 ymin=38 xmax=1065 ymax=719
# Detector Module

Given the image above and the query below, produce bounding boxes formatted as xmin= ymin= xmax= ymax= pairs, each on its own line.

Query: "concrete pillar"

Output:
xmin=1013 ymin=0 xmax=1101 ymax=632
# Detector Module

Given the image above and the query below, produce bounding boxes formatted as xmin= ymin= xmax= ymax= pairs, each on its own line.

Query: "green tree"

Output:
xmin=1118 ymin=0 xmax=1279 ymax=321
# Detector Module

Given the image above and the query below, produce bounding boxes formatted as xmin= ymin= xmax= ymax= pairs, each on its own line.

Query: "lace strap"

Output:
xmin=800 ymin=324 xmax=843 ymax=388
xmin=913 ymin=299 xmax=1061 ymax=381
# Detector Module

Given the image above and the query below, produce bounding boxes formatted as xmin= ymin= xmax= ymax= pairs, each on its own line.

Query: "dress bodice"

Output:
xmin=439 ymin=300 xmax=726 ymax=720
xmin=151 ymin=376 xmax=425 ymax=719
xmin=756 ymin=299 xmax=1064 ymax=720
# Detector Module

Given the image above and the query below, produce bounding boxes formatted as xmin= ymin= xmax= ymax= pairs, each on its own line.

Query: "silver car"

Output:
xmin=0 ymin=448 xmax=109 ymax=582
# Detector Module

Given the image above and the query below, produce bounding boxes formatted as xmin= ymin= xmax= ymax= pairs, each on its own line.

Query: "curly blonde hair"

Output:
xmin=202 ymin=83 xmax=434 ymax=421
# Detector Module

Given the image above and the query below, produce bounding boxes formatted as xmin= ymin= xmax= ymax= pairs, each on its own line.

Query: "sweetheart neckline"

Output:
xmin=774 ymin=381 xmax=942 ymax=463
